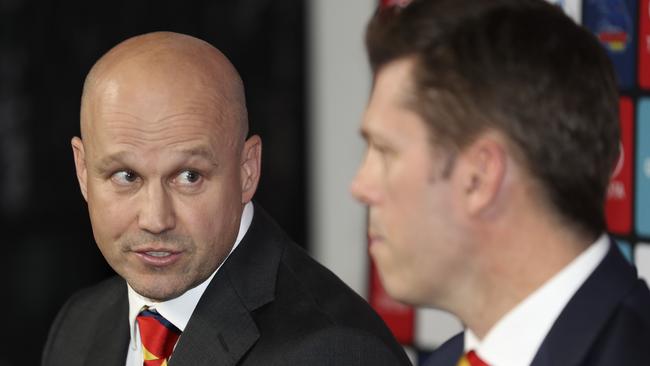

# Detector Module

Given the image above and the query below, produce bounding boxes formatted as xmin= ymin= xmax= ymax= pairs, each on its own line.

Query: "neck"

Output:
xmin=450 ymin=214 xmax=593 ymax=339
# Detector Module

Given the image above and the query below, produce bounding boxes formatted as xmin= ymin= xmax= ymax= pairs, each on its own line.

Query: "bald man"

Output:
xmin=42 ymin=32 xmax=409 ymax=366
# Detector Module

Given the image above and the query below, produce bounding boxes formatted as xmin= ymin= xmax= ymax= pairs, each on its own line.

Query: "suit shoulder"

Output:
xmin=621 ymin=279 xmax=650 ymax=320
xmin=47 ymin=275 xmax=125 ymax=329
xmin=267 ymin=241 xmax=409 ymax=363
xmin=611 ymin=278 xmax=650 ymax=336
xmin=42 ymin=276 xmax=127 ymax=365
xmin=607 ymin=278 xmax=650 ymax=337
xmin=65 ymin=275 xmax=126 ymax=307
xmin=278 ymin=326 xmax=411 ymax=366
xmin=241 ymin=207 xmax=409 ymax=364
xmin=279 ymin=240 xmax=380 ymax=324
xmin=585 ymin=279 xmax=650 ymax=365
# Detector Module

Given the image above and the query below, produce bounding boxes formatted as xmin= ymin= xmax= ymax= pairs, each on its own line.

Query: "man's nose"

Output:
xmin=137 ymin=181 xmax=176 ymax=234
xmin=350 ymin=157 xmax=379 ymax=205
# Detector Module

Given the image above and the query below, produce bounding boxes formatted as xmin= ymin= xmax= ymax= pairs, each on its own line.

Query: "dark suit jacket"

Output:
xmin=42 ymin=206 xmax=411 ymax=366
xmin=424 ymin=241 xmax=650 ymax=366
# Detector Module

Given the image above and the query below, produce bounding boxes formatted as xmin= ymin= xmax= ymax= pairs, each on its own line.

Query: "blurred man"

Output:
xmin=352 ymin=0 xmax=650 ymax=365
xmin=42 ymin=31 xmax=410 ymax=366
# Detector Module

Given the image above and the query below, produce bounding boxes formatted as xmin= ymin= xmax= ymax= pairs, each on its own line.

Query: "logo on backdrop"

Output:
xmin=608 ymin=142 xmax=626 ymax=200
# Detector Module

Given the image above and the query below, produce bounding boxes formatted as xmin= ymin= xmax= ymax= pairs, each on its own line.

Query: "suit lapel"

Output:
xmin=84 ymin=284 xmax=130 ymax=366
xmin=531 ymin=241 xmax=639 ymax=366
xmin=170 ymin=205 xmax=284 ymax=366
xmin=169 ymin=279 xmax=260 ymax=366
xmin=424 ymin=333 xmax=464 ymax=366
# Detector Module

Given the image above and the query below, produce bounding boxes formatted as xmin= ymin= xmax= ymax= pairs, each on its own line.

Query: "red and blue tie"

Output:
xmin=136 ymin=308 xmax=181 ymax=366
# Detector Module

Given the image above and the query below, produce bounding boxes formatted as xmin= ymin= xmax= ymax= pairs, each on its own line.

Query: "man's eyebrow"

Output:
xmin=97 ymin=151 xmax=132 ymax=170
xmin=359 ymin=128 xmax=370 ymax=142
xmin=95 ymin=147 xmax=217 ymax=171
xmin=176 ymin=147 xmax=217 ymax=162
xmin=360 ymin=127 xmax=388 ymax=146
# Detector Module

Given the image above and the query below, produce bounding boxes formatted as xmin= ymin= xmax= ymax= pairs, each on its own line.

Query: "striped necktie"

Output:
xmin=136 ymin=307 xmax=181 ymax=366
xmin=457 ymin=350 xmax=489 ymax=366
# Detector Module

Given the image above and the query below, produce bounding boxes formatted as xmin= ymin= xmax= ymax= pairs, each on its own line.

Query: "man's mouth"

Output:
xmin=368 ymin=232 xmax=384 ymax=245
xmin=145 ymin=251 xmax=173 ymax=257
xmin=134 ymin=249 xmax=183 ymax=267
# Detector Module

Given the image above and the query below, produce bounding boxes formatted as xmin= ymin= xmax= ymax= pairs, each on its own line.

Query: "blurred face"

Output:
xmin=72 ymin=67 xmax=259 ymax=301
xmin=351 ymin=58 xmax=466 ymax=306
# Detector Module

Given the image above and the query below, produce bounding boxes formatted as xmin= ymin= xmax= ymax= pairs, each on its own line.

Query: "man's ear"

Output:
xmin=240 ymin=135 xmax=262 ymax=204
xmin=71 ymin=137 xmax=89 ymax=201
xmin=455 ymin=133 xmax=507 ymax=216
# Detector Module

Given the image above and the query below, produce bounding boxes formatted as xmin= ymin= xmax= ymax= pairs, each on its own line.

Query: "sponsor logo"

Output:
xmin=590 ymin=0 xmax=633 ymax=52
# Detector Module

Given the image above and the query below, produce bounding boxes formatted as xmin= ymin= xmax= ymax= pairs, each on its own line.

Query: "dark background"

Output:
xmin=0 ymin=1 xmax=306 ymax=364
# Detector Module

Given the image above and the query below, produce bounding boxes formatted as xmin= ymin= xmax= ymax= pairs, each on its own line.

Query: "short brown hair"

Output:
xmin=366 ymin=0 xmax=620 ymax=237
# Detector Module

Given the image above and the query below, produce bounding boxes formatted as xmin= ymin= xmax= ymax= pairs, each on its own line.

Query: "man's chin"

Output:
xmin=375 ymin=269 xmax=416 ymax=305
xmin=128 ymin=280 xmax=188 ymax=301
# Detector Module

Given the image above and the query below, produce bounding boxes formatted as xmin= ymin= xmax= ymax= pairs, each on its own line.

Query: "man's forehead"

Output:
xmin=375 ymin=57 xmax=417 ymax=89
xmin=82 ymin=67 xmax=240 ymax=145
xmin=80 ymin=32 xmax=247 ymax=141
xmin=82 ymin=67 xmax=218 ymax=140
xmin=85 ymin=99 xmax=229 ymax=139
xmin=362 ymin=60 xmax=418 ymax=131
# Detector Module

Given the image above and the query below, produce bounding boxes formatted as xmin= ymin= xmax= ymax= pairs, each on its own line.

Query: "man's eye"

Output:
xmin=111 ymin=170 xmax=138 ymax=185
xmin=177 ymin=170 xmax=201 ymax=185
xmin=373 ymin=143 xmax=393 ymax=157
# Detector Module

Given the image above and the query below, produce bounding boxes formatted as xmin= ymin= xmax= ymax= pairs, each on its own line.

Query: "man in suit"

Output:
xmin=351 ymin=0 xmax=650 ymax=365
xmin=42 ymin=31 xmax=410 ymax=366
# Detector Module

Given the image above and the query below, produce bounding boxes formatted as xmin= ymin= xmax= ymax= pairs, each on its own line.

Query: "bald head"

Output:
xmin=80 ymin=31 xmax=248 ymax=144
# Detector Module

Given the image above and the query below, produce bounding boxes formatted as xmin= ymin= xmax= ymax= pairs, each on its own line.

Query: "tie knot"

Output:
xmin=458 ymin=350 xmax=489 ymax=366
xmin=136 ymin=308 xmax=181 ymax=366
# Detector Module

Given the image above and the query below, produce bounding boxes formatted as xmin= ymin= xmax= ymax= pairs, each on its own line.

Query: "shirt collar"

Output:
xmin=464 ymin=234 xmax=610 ymax=366
xmin=127 ymin=201 xmax=254 ymax=348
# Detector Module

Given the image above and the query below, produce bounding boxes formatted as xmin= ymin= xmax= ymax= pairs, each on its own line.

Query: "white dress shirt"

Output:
xmin=463 ymin=234 xmax=610 ymax=366
xmin=125 ymin=202 xmax=254 ymax=366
